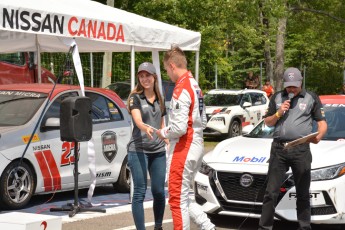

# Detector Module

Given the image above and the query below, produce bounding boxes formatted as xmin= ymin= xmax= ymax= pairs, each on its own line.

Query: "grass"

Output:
xmin=204 ymin=137 xmax=222 ymax=153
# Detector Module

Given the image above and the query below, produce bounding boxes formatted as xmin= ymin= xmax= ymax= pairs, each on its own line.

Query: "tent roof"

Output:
xmin=0 ymin=0 xmax=201 ymax=52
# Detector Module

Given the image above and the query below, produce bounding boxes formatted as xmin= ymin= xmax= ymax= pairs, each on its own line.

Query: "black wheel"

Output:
xmin=0 ymin=161 xmax=35 ymax=209
xmin=228 ymin=120 xmax=241 ymax=138
xmin=113 ymin=156 xmax=131 ymax=193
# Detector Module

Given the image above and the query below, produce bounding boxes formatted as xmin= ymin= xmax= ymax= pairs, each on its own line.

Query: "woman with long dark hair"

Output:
xmin=126 ymin=62 xmax=167 ymax=230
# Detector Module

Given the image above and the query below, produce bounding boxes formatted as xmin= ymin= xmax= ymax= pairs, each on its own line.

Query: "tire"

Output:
xmin=113 ymin=156 xmax=131 ymax=193
xmin=228 ymin=120 xmax=241 ymax=138
xmin=0 ymin=161 xmax=35 ymax=209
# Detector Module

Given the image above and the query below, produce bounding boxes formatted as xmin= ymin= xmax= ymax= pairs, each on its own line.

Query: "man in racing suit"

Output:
xmin=157 ymin=45 xmax=215 ymax=230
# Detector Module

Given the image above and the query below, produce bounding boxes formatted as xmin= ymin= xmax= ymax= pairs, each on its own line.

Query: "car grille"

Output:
xmin=216 ymin=195 xmax=263 ymax=214
xmin=311 ymin=206 xmax=337 ymax=215
xmin=208 ymin=172 xmax=337 ymax=216
xmin=216 ymin=172 xmax=267 ymax=202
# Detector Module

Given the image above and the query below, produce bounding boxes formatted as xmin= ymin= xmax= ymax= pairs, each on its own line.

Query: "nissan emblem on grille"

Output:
xmin=240 ymin=173 xmax=254 ymax=187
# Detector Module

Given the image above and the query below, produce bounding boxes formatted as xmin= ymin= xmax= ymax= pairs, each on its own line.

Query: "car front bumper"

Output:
xmin=194 ymin=170 xmax=345 ymax=224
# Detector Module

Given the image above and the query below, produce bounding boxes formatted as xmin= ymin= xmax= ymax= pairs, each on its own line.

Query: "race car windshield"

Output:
xmin=204 ymin=94 xmax=241 ymax=106
xmin=247 ymin=104 xmax=345 ymax=141
xmin=312 ymin=105 xmax=345 ymax=141
xmin=0 ymin=91 xmax=47 ymax=126
xmin=246 ymin=121 xmax=274 ymax=139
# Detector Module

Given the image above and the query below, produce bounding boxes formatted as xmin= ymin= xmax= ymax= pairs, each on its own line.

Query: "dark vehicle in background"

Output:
xmin=0 ymin=52 xmax=56 ymax=84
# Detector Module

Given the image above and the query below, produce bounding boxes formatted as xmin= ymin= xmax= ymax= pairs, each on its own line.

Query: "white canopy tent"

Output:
xmin=0 ymin=0 xmax=201 ymax=85
xmin=0 ymin=0 xmax=201 ymax=204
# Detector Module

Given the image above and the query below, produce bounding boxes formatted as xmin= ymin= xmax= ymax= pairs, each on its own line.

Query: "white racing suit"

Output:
xmin=160 ymin=71 xmax=215 ymax=230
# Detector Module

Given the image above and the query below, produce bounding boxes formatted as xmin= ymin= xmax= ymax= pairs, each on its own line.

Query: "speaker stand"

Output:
xmin=50 ymin=141 xmax=106 ymax=217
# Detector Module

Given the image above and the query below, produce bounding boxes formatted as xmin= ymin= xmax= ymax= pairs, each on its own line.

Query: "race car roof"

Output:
xmin=0 ymin=83 xmax=125 ymax=107
xmin=320 ymin=95 xmax=345 ymax=104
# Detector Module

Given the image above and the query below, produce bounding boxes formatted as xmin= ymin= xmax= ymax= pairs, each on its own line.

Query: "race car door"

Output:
xmin=247 ymin=92 xmax=267 ymax=124
xmin=83 ymin=91 xmax=131 ymax=185
xmin=37 ymin=91 xmax=81 ymax=192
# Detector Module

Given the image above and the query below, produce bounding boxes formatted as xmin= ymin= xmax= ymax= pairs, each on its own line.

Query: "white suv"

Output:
xmin=203 ymin=89 xmax=269 ymax=138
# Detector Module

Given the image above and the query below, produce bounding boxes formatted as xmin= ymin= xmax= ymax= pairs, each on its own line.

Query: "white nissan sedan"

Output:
xmin=0 ymin=84 xmax=132 ymax=209
xmin=195 ymin=95 xmax=345 ymax=225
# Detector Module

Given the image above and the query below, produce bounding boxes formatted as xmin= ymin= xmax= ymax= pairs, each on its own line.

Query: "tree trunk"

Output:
xmin=274 ymin=17 xmax=287 ymax=91
xmin=259 ymin=1 xmax=274 ymax=86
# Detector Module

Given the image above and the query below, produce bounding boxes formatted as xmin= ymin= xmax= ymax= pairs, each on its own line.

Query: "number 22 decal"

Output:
xmin=60 ymin=142 xmax=80 ymax=166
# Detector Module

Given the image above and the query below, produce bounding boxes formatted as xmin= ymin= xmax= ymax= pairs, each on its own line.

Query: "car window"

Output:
xmin=0 ymin=90 xmax=47 ymax=126
xmin=240 ymin=93 xmax=251 ymax=106
xmin=247 ymin=121 xmax=274 ymax=138
xmin=313 ymin=105 xmax=345 ymax=140
xmin=205 ymin=94 xmax=241 ymax=106
xmin=85 ymin=92 xmax=123 ymax=123
xmin=42 ymin=92 xmax=78 ymax=126
xmin=248 ymin=103 xmax=345 ymax=141
xmin=250 ymin=93 xmax=267 ymax=106
xmin=0 ymin=52 xmax=25 ymax=66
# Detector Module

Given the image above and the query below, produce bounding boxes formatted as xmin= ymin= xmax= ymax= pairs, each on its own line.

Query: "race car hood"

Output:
xmin=204 ymin=137 xmax=271 ymax=170
xmin=206 ymin=106 xmax=231 ymax=115
xmin=204 ymin=136 xmax=345 ymax=173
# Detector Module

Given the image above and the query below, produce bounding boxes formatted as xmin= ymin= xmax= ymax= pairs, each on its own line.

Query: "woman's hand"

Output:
xmin=145 ymin=127 xmax=154 ymax=140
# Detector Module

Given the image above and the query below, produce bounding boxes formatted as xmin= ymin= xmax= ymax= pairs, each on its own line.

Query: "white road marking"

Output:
xmin=114 ymin=219 xmax=173 ymax=230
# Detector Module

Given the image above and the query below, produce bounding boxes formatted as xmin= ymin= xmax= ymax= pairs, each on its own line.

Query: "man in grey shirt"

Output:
xmin=258 ymin=67 xmax=327 ymax=230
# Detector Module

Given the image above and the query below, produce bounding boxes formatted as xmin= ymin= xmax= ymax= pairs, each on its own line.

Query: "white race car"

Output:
xmin=195 ymin=95 xmax=345 ymax=225
xmin=203 ymin=89 xmax=269 ymax=138
xmin=0 ymin=84 xmax=132 ymax=209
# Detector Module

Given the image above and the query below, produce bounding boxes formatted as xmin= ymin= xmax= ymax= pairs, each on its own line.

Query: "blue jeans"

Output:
xmin=128 ymin=151 xmax=166 ymax=230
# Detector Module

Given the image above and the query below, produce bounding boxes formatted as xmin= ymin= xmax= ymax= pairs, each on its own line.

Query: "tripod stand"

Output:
xmin=50 ymin=141 xmax=106 ymax=217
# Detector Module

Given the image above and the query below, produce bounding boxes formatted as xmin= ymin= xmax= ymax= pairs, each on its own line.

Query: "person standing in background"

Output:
xmin=258 ymin=67 xmax=327 ymax=230
xmin=127 ymin=62 xmax=167 ymax=230
xmin=245 ymin=71 xmax=259 ymax=89
xmin=157 ymin=45 xmax=215 ymax=230
xmin=262 ymin=78 xmax=275 ymax=99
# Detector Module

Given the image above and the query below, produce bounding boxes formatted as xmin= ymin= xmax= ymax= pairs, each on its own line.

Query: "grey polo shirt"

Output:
xmin=127 ymin=93 xmax=166 ymax=153
xmin=265 ymin=89 xmax=325 ymax=141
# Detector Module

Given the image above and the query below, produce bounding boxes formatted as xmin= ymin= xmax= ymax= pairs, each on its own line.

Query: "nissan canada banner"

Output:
xmin=1 ymin=8 xmax=126 ymax=42
xmin=0 ymin=0 xmax=201 ymax=53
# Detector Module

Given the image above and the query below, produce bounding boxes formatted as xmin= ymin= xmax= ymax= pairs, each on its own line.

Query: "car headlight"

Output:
xmin=210 ymin=117 xmax=225 ymax=125
xmin=199 ymin=161 xmax=213 ymax=175
xmin=311 ymin=163 xmax=345 ymax=181
xmin=220 ymin=109 xmax=231 ymax=114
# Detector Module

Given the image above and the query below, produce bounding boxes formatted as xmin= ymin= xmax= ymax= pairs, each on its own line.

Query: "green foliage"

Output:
xmin=79 ymin=0 xmax=345 ymax=94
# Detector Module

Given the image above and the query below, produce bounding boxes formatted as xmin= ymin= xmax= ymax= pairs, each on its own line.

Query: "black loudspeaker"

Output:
xmin=60 ymin=96 xmax=92 ymax=142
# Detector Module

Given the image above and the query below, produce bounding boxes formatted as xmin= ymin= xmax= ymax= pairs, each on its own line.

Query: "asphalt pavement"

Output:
xmin=2 ymin=141 xmax=335 ymax=230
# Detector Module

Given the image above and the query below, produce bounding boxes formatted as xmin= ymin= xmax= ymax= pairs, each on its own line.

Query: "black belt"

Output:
xmin=273 ymin=139 xmax=292 ymax=145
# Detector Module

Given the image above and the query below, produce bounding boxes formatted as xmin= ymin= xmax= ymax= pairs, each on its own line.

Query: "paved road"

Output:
xmin=1 ymin=140 xmax=340 ymax=230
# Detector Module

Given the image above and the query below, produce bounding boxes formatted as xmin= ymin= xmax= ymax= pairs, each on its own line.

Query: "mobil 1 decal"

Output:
xmin=102 ymin=131 xmax=118 ymax=163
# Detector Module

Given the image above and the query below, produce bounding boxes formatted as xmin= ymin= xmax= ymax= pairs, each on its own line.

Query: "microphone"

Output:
xmin=283 ymin=93 xmax=294 ymax=115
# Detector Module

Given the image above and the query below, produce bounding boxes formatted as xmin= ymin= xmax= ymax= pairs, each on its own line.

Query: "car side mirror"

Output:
xmin=242 ymin=125 xmax=254 ymax=134
xmin=41 ymin=117 xmax=60 ymax=132
xmin=242 ymin=102 xmax=252 ymax=108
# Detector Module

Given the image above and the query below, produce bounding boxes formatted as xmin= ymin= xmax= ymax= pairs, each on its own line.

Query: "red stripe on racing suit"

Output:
xmin=161 ymin=71 xmax=214 ymax=230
